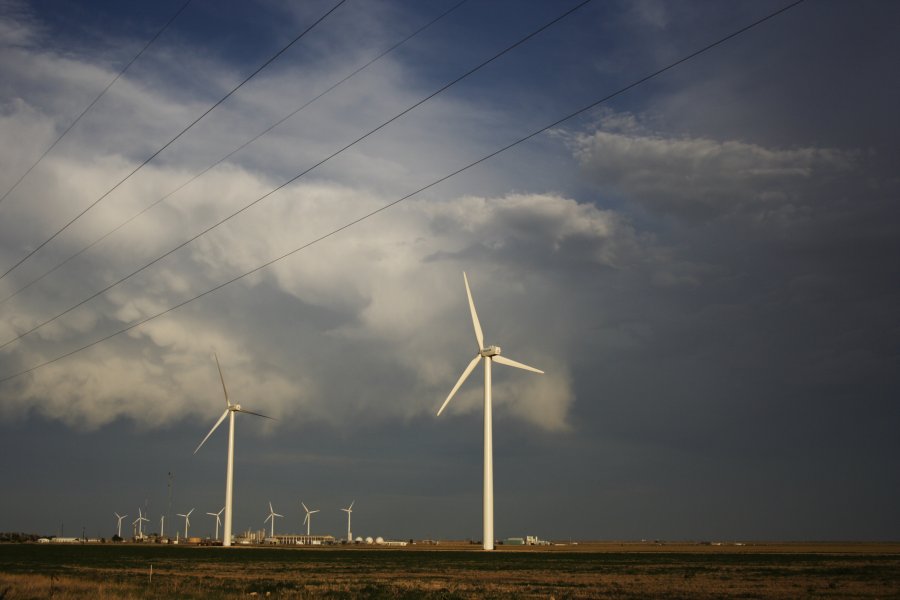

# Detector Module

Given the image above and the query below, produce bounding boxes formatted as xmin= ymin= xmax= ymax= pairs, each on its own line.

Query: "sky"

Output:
xmin=0 ymin=0 xmax=898 ymax=543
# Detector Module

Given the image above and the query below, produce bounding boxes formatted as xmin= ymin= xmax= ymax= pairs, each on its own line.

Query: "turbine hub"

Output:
xmin=480 ymin=345 xmax=501 ymax=357
xmin=232 ymin=404 xmax=241 ymax=411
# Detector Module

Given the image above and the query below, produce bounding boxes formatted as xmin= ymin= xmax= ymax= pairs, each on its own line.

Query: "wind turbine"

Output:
xmin=341 ymin=501 xmax=354 ymax=542
xmin=301 ymin=502 xmax=319 ymax=537
xmin=132 ymin=508 xmax=149 ymax=539
xmin=207 ymin=507 xmax=224 ymax=541
xmin=437 ymin=272 xmax=544 ymax=550
xmin=264 ymin=502 xmax=283 ymax=538
xmin=177 ymin=508 xmax=194 ymax=538
xmin=114 ymin=512 xmax=127 ymax=538
xmin=160 ymin=515 xmax=165 ymax=539
xmin=194 ymin=353 xmax=273 ymax=547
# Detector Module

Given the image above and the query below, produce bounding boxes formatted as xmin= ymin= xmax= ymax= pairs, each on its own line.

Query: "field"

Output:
xmin=1 ymin=542 xmax=899 ymax=599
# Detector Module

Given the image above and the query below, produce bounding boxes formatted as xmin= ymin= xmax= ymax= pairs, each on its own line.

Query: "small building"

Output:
xmin=506 ymin=537 xmax=525 ymax=545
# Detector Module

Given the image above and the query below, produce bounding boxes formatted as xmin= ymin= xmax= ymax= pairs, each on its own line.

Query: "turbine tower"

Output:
xmin=194 ymin=353 xmax=273 ymax=547
xmin=437 ymin=272 xmax=543 ymax=550
xmin=341 ymin=501 xmax=354 ymax=542
xmin=114 ymin=512 xmax=127 ymax=538
xmin=160 ymin=515 xmax=165 ymax=539
xmin=177 ymin=508 xmax=194 ymax=538
xmin=265 ymin=502 xmax=283 ymax=538
xmin=302 ymin=502 xmax=319 ymax=537
xmin=207 ymin=507 xmax=224 ymax=541
xmin=132 ymin=508 xmax=149 ymax=539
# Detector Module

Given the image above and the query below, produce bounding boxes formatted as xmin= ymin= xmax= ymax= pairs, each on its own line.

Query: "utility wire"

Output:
xmin=0 ymin=0 xmax=593 ymax=352
xmin=0 ymin=0 xmax=347 ymax=282
xmin=0 ymin=0 xmax=470 ymax=307
xmin=0 ymin=0 xmax=806 ymax=384
xmin=0 ymin=0 xmax=194 ymax=209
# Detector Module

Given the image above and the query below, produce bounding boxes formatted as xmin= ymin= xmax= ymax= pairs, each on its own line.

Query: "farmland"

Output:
xmin=0 ymin=542 xmax=899 ymax=599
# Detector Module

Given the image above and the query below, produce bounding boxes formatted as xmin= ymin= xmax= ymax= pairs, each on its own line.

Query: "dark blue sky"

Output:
xmin=0 ymin=0 xmax=898 ymax=542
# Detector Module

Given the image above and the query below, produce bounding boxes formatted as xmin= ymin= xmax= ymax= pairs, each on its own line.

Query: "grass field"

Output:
xmin=1 ymin=542 xmax=899 ymax=599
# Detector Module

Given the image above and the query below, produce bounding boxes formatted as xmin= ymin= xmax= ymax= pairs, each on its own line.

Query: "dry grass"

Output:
xmin=0 ymin=542 xmax=898 ymax=599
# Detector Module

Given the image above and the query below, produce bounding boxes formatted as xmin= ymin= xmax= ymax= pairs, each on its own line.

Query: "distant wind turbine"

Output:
xmin=177 ymin=508 xmax=194 ymax=538
xmin=132 ymin=508 xmax=149 ymax=539
xmin=341 ymin=501 xmax=354 ymax=542
xmin=194 ymin=353 xmax=273 ymax=547
xmin=437 ymin=272 xmax=543 ymax=551
xmin=302 ymin=502 xmax=319 ymax=536
xmin=264 ymin=502 xmax=283 ymax=538
xmin=114 ymin=512 xmax=127 ymax=538
xmin=207 ymin=507 xmax=224 ymax=541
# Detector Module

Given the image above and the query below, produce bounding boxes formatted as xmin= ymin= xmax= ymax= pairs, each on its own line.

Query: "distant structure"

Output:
xmin=177 ymin=508 xmax=194 ymax=538
xmin=437 ymin=272 xmax=543 ymax=551
xmin=265 ymin=502 xmax=283 ymax=538
xmin=301 ymin=502 xmax=319 ymax=536
xmin=194 ymin=354 xmax=273 ymax=547
xmin=207 ymin=507 xmax=224 ymax=541
xmin=341 ymin=501 xmax=354 ymax=542
xmin=114 ymin=512 xmax=127 ymax=538
xmin=132 ymin=509 xmax=149 ymax=539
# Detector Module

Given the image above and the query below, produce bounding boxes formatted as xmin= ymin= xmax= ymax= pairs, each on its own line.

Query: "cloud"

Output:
xmin=571 ymin=116 xmax=856 ymax=223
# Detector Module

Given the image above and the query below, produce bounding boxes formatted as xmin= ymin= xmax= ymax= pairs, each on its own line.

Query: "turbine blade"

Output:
xmin=349 ymin=501 xmax=354 ymax=510
xmin=463 ymin=272 xmax=484 ymax=350
xmin=437 ymin=354 xmax=481 ymax=416
xmin=187 ymin=508 xmax=194 ymax=517
xmin=493 ymin=354 xmax=544 ymax=374
xmin=310 ymin=510 xmax=319 ymax=514
xmin=265 ymin=514 xmax=272 ymax=523
xmin=302 ymin=502 xmax=309 ymax=513
xmin=235 ymin=407 xmax=274 ymax=420
xmin=274 ymin=513 xmax=284 ymax=518
xmin=194 ymin=409 xmax=230 ymax=454
xmin=214 ymin=353 xmax=230 ymax=407
xmin=269 ymin=501 xmax=274 ymax=513
xmin=303 ymin=513 xmax=309 ymax=525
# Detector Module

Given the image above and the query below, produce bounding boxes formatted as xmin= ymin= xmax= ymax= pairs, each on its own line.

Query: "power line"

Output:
xmin=0 ymin=0 xmax=806 ymax=384
xmin=0 ymin=0 xmax=470 ymax=308
xmin=0 ymin=0 xmax=593 ymax=352
xmin=0 ymin=1 xmax=193 ymax=209
xmin=0 ymin=0 xmax=347 ymax=283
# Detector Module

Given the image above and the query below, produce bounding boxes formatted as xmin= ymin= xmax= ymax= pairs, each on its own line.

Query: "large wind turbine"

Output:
xmin=207 ymin=507 xmax=224 ymax=541
xmin=437 ymin=272 xmax=544 ymax=551
xmin=177 ymin=508 xmax=194 ymax=538
xmin=341 ymin=501 xmax=354 ymax=542
xmin=132 ymin=508 xmax=149 ymax=539
xmin=301 ymin=502 xmax=319 ymax=536
xmin=194 ymin=354 xmax=273 ymax=547
xmin=114 ymin=512 xmax=127 ymax=538
xmin=264 ymin=502 xmax=283 ymax=538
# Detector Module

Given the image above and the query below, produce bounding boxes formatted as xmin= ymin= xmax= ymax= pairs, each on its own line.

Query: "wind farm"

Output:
xmin=2 ymin=0 xmax=899 ymax=598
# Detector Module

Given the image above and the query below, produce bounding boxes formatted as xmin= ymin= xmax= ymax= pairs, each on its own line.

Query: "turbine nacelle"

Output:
xmin=480 ymin=345 xmax=501 ymax=357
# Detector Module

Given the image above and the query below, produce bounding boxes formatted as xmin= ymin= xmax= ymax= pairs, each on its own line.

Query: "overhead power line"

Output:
xmin=0 ymin=0 xmax=347 ymax=283
xmin=0 ymin=0 xmax=593 ymax=352
xmin=0 ymin=0 xmax=470 ymax=308
xmin=0 ymin=0 xmax=806 ymax=384
xmin=0 ymin=0 xmax=193 ymax=208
